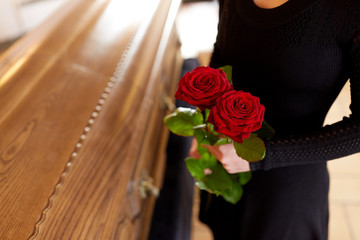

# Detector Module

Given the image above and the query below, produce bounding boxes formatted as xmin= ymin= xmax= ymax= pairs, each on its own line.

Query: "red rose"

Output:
xmin=175 ymin=67 xmax=233 ymax=111
xmin=208 ymin=90 xmax=265 ymax=143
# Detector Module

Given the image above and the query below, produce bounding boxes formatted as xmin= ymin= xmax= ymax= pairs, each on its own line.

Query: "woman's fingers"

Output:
xmin=189 ymin=139 xmax=251 ymax=173
xmin=189 ymin=138 xmax=201 ymax=159
xmin=203 ymin=144 xmax=250 ymax=173
xmin=202 ymin=144 xmax=223 ymax=160
xmin=219 ymin=144 xmax=250 ymax=173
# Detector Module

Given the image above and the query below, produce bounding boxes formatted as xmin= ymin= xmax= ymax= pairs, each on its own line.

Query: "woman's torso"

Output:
xmin=213 ymin=0 xmax=353 ymax=136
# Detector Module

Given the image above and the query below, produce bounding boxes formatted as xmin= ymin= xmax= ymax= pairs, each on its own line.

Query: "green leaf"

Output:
xmin=196 ymin=172 xmax=244 ymax=204
xmin=219 ymin=65 xmax=233 ymax=85
xmin=204 ymin=109 xmax=211 ymax=122
xmin=197 ymin=142 xmax=210 ymax=156
xmin=221 ymin=182 xmax=243 ymax=204
xmin=164 ymin=107 xmax=204 ymax=136
xmin=207 ymin=123 xmax=221 ymax=136
xmin=202 ymin=151 xmax=218 ymax=167
xmin=195 ymin=180 xmax=208 ymax=190
xmin=255 ymin=120 xmax=275 ymax=139
xmin=214 ymin=137 xmax=232 ymax=145
xmin=238 ymin=171 xmax=252 ymax=185
xmin=199 ymin=163 xmax=233 ymax=191
xmin=185 ymin=157 xmax=205 ymax=179
xmin=194 ymin=129 xmax=218 ymax=145
xmin=195 ymin=144 xmax=218 ymax=168
xmin=234 ymin=134 xmax=266 ymax=162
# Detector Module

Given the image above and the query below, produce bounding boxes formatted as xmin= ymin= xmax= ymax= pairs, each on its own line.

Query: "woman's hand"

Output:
xmin=189 ymin=138 xmax=250 ymax=173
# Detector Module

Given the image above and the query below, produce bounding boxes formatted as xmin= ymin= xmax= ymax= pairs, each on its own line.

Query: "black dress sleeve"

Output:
xmin=250 ymin=35 xmax=360 ymax=171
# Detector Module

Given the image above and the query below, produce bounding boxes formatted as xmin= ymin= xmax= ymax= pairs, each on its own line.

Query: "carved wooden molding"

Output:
xmin=0 ymin=0 xmax=182 ymax=239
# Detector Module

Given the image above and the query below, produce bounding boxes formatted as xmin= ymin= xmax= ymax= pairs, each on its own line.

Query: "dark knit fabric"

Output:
xmin=210 ymin=0 xmax=360 ymax=171
xmin=199 ymin=0 xmax=360 ymax=239
xmin=199 ymin=164 xmax=330 ymax=240
xmin=149 ymin=59 xmax=197 ymax=240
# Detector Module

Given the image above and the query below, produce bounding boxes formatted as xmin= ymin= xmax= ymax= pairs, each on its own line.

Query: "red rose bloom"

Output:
xmin=175 ymin=66 xmax=233 ymax=110
xmin=208 ymin=90 xmax=265 ymax=143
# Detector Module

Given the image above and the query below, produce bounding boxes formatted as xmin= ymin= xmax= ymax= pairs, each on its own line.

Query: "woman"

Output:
xmin=193 ymin=0 xmax=360 ymax=239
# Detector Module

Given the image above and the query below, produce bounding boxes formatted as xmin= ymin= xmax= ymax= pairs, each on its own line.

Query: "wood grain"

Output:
xmin=0 ymin=0 xmax=182 ymax=239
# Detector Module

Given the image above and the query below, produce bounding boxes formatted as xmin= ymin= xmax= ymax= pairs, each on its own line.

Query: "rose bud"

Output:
xmin=175 ymin=66 xmax=233 ymax=111
xmin=208 ymin=90 xmax=265 ymax=143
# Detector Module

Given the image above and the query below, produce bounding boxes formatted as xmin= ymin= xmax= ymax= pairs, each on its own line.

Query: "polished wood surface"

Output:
xmin=0 ymin=0 xmax=182 ymax=239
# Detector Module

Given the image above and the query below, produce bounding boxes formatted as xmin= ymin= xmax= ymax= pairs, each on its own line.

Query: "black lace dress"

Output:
xmin=199 ymin=0 xmax=360 ymax=239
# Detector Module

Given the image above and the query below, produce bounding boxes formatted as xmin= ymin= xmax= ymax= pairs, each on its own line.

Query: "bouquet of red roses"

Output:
xmin=164 ymin=66 xmax=274 ymax=204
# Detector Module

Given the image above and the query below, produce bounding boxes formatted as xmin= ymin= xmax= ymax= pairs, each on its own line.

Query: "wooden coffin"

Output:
xmin=0 ymin=0 xmax=183 ymax=239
